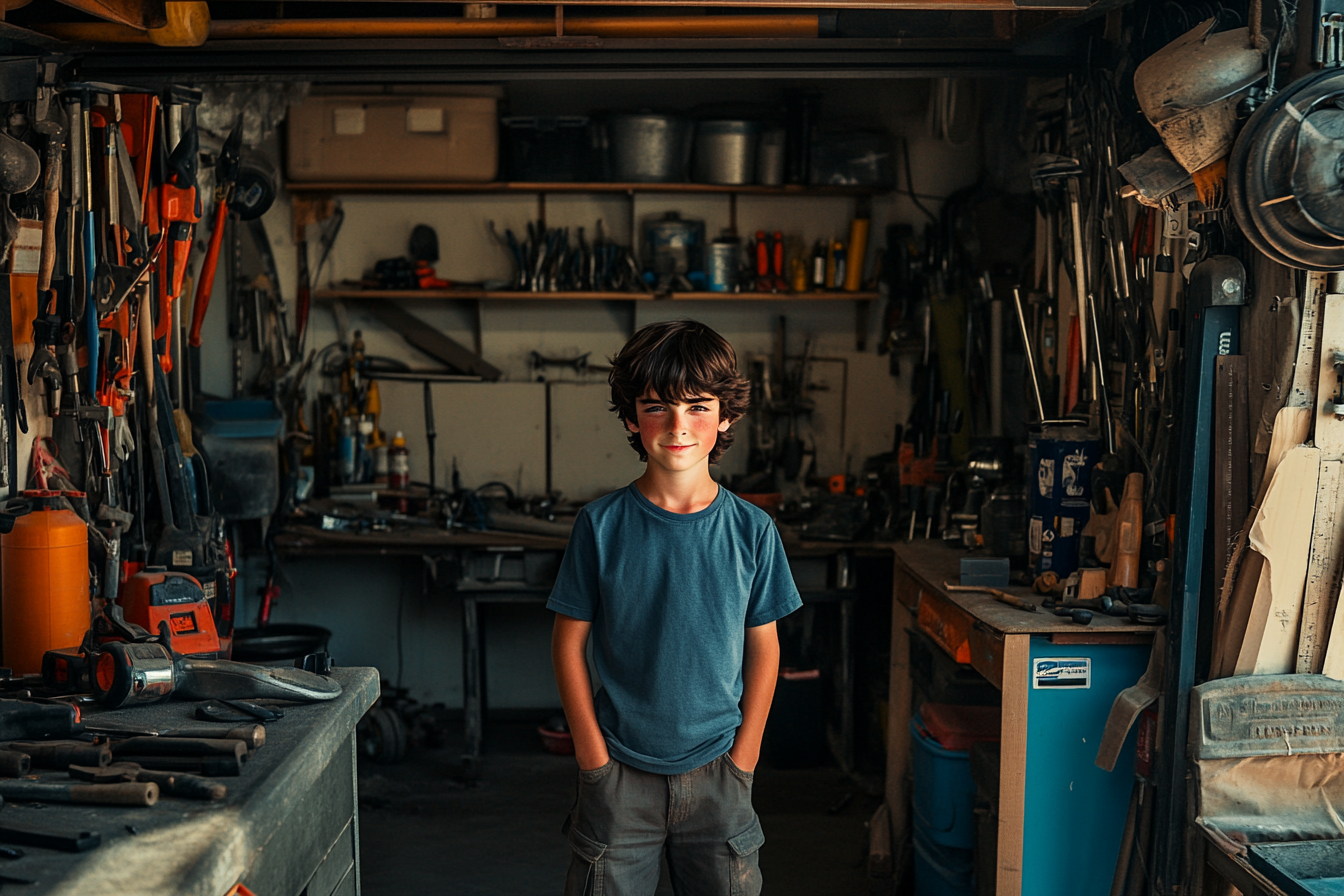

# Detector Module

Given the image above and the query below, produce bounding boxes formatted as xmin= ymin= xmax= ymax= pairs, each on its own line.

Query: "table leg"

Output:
xmin=839 ymin=596 xmax=854 ymax=774
xmin=885 ymin=599 xmax=914 ymax=854
xmin=997 ymin=633 xmax=1030 ymax=896
xmin=462 ymin=595 xmax=482 ymax=779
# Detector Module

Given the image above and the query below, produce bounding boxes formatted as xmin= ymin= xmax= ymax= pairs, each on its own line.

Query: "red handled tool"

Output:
xmin=188 ymin=119 xmax=242 ymax=348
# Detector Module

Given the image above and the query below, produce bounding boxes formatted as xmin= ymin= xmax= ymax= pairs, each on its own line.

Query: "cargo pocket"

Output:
xmin=727 ymin=816 xmax=765 ymax=896
xmin=565 ymin=824 xmax=608 ymax=896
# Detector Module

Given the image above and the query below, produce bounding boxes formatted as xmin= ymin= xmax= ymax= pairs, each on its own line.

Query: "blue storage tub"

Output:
xmin=910 ymin=715 xmax=977 ymax=849
xmin=192 ymin=400 xmax=284 ymax=520
xmin=913 ymin=826 xmax=974 ymax=896
xmin=196 ymin=400 xmax=284 ymax=439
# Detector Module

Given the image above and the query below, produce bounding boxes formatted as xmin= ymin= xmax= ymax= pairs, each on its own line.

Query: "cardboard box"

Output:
xmin=286 ymin=93 xmax=498 ymax=182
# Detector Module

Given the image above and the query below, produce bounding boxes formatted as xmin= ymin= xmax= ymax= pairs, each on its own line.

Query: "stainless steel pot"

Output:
xmin=694 ymin=119 xmax=759 ymax=185
xmin=607 ymin=114 xmax=692 ymax=183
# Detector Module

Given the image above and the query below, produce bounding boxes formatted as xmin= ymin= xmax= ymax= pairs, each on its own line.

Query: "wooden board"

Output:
xmin=1299 ymin=292 xmax=1344 ymax=673
xmin=1234 ymin=445 xmax=1321 ymax=675
xmin=1212 ymin=276 xmax=1324 ymax=676
xmin=996 ymin=634 xmax=1030 ymax=896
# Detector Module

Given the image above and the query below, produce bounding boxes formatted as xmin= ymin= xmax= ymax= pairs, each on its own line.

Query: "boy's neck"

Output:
xmin=635 ymin=465 xmax=720 ymax=514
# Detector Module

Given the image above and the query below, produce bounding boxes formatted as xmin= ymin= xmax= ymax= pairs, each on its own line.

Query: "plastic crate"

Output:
xmin=910 ymin=714 xmax=978 ymax=849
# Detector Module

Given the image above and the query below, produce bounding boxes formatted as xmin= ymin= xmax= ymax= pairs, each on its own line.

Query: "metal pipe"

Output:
xmin=43 ymin=15 xmax=824 ymax=42
xmin=1013 ymin=288 xmax=1046 ymax=421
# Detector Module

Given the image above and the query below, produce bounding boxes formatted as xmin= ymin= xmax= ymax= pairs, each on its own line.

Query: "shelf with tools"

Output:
xmin=285 ymin=181 xmax=888 ymax=197
xmin=313 ymin=289 xmax=879 ymax=302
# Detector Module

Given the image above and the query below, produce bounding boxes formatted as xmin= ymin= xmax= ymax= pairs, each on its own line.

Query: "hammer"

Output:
xmin=30 ymin=115 xmax=63 ymax=299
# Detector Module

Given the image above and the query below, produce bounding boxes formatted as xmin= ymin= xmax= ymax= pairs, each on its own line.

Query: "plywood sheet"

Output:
xmin=1235 ymin=445 xmax=1321 ymax=675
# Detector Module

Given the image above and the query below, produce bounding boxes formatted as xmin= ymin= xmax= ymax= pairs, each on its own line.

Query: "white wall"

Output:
xmin=207 ymin=77 xmax=986 ymax=707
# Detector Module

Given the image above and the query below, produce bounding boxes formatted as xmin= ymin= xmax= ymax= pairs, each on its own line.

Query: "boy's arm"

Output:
xmin=552 ymin=613 xmax=610 ymax=771
xmin=730 ymin=621 xmax=781 ymax=773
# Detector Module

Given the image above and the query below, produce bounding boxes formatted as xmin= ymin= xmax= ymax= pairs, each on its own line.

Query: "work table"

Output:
xmin=4 ymin=666 xmax=378 ymax=896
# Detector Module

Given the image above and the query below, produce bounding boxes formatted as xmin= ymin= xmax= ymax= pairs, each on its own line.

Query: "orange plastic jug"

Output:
xmin=1 ymin=491 xmax=89 ymax=675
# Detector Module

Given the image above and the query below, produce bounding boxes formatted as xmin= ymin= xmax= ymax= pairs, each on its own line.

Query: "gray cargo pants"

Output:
xmin=562 ymin=753 xmax=765 ymax=896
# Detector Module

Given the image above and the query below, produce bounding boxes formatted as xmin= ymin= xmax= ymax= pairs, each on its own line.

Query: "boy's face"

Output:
xmin=627 ymin=389 xmax=732 ymax=475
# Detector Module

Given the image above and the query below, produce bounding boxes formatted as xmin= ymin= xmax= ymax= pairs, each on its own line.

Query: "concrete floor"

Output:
xmin=357 ymin=719 xmax=877 ymax=896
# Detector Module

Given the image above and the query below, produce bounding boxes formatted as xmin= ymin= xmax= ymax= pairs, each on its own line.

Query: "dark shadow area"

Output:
xmin=358 ymin=716 xmax=875 ymax=896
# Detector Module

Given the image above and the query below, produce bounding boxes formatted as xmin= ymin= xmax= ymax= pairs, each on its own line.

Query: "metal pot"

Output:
xmin=607 ymin=114 xmax=692 ymax=183
xmin=694 ymin=119 xmax=759 ymax=185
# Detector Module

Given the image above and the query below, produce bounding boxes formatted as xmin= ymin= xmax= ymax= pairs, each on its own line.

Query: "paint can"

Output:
xmin=708 ymin=238 xmax=740 ymax=292
xmin=1028 ymin=421 xmax=1099 ymax=577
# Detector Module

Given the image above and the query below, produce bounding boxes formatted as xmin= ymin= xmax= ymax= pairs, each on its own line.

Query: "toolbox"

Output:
xmin=287 ymin=90 xmax=500 ymax=182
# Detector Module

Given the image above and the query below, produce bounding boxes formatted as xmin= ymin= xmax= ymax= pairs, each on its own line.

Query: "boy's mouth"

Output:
xmin=663 ymin=444 xmax=694 ymax=451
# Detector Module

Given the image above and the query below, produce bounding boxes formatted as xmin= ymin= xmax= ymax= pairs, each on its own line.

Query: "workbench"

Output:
xmin=5 ymin=666 xmax=378 ymax=896
xmin=274 ymin=523 xmax=889 ymax=775
xmin=886 ymin=542 xmax=1157 ymax=896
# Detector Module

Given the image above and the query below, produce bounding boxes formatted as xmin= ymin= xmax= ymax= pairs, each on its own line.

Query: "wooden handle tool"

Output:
xmin=0 ymin=780 xmax=158 ymax=806
xmin=943 ymin=582 xmax=1038 ymax=612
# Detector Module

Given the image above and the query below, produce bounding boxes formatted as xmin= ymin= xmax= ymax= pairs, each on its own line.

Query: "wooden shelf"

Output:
xmin=315 ymin=289 xmax=879 ymax=302
xmin=286 ymin=181 xmax=887 ymax=197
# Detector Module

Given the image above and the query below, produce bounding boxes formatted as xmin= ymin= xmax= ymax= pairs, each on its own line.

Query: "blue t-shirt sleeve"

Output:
xmin=547 ymin=509 xmax=599 ymax=621
xmin=745 ymin=521 xmax=802 ymax=627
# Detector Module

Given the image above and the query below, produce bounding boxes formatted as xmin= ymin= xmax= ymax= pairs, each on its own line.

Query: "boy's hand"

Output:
xmin=729 ymin=742 xmax=759 ymax=773
xmin=576 ymin=743 xmax=611 ymax=772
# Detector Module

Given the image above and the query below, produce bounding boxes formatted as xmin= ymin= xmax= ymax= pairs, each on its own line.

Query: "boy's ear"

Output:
xmin=625 ymin=417 xmax=640 ymax=434
xmin=717 ymin=415 xmax=737 ymax=433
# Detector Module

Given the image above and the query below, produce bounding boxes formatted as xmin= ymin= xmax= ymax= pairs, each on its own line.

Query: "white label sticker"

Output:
xmin=1037 ymin=459 xmax=1055 ymax=497
xmin=406 ymin=107 xmax=445 ymax=133
xmin=1029 ymin=518 xmax=1043 ymax=554
xmin=1063 ymin=450 xmax=1087 ymax=497
xmin=172 ymin=550 xmax=193 ymax=566
xmin=1061 ymin=517 xmax=1075 ymax=538
xmin=333 ymin=107 xmax=366 ymax=135
xmin=202 ymin=581 xmax=217 ymax=601
xmin=1033 ymin=657 xmax=1091 ymax=689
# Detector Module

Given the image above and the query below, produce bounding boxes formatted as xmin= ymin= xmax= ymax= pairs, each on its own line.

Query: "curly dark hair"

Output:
xmin=609 ymin=320 xmax=751 ymax=465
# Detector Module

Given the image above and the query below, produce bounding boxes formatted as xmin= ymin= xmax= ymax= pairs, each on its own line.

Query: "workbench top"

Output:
xmin=5 ymin=666 xmax=379 ymax=896
xmin=895 ymin=541 xmax=1160 ymax=637
xmin=273 ymin=518 xmax=903 ymax=559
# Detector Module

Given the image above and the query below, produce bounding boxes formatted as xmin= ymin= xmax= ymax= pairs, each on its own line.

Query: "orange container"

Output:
xmin=1 ymin=492 xmax=89 ymax=675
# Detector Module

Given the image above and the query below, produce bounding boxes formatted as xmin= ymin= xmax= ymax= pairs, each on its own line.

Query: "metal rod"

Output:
xmin=1067 ymin=176 xmax=1090 ymax=375
xmin=1013 ymin=288 xmax=1047 ymax=421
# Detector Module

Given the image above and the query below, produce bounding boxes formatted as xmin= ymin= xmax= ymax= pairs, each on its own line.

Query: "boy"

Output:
xmin=548 ymin=319 xmax=801 ymax=896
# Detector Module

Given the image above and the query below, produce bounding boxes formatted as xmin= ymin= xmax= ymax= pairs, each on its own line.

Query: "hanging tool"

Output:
xmin=151 ymin=90 xmax=201 ymax=383
xmin=188 ymin=119 xmax=242 ymax=348
xmin=1012 ymin=287 xmax=1047 ymax=421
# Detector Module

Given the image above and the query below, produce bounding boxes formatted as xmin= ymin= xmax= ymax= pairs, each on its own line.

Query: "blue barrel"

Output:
xmin=1028 ymin=422 xmax=1099 ymax=577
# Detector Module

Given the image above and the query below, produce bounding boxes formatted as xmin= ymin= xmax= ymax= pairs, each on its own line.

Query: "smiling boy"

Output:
xmin=548 ymin=319 xmax=802 ymax=896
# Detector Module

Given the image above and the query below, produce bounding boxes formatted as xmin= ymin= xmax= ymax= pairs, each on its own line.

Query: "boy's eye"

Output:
xmin=691 ymin=405 xmax=711 ymax=412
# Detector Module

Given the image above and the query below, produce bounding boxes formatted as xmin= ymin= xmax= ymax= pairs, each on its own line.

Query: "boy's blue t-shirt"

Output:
xmin=547 ymin=482 xmax=802 ymax=775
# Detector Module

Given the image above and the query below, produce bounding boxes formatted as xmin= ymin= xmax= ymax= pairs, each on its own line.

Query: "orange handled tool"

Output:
xmin=188 ymin=119 xmax=241 ymax=348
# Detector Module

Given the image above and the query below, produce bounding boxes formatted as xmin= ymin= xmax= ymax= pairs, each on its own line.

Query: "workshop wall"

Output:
xmin=210 ymin=78 xmax=987 ymax=708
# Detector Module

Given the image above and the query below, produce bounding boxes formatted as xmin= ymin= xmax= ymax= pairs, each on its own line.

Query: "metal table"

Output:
xmin=4 ymin=666 xmax=378 ymax=896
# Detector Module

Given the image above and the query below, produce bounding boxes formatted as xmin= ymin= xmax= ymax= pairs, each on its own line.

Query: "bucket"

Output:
xmin=694 ymin=119 xmax=759 ymax=185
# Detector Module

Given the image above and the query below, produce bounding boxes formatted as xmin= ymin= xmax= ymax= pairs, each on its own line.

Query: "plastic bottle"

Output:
xmin=389 ymin=432 xmax=410 ymax=490
xmin=2 ymin=492 xmax=89 ymax=675
xmin=337 ymin=415 xmax=357 ymax=484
